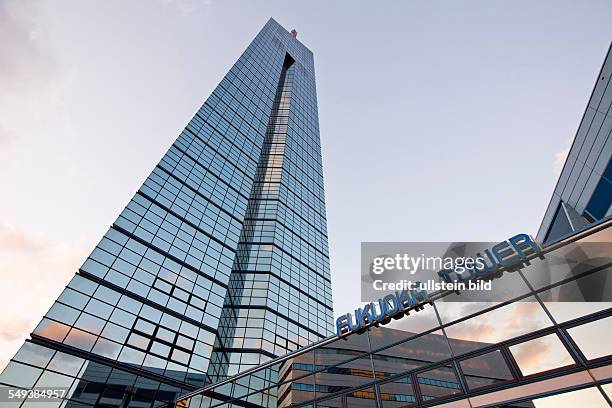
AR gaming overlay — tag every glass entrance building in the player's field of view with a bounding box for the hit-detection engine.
[0,18,334,407]
[172,219,612,408]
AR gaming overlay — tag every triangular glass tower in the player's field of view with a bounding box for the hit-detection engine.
[0,18,334,407]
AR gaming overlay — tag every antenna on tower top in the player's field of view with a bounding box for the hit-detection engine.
[290,29,298,38]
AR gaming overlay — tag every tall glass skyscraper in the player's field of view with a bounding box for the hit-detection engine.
[0,18,334,408]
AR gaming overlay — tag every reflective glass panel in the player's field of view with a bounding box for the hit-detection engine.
[567,315,612,360]
[378,376,416,408]
[314,334,369,369]
[13,343,55,369]
[314,355,375,399]
[442,299,552,355]
[316,387,377,408]
[367,306,439,351]
[372,330,450,379]
[509,333,574,376]
[528,386,609,407]
[458,350,513,390]
[525,227,612,290]
[416,365,462,402]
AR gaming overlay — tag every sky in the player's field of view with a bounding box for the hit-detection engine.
[1,0,611,374]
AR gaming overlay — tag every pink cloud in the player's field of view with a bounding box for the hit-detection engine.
[443,302,553,346]
[0,223,89,371]
[0,224,45,251]
[0,318,32,342]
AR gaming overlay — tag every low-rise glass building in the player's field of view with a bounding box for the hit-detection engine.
[171,218,612,407]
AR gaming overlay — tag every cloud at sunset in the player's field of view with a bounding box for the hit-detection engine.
[439,302,554,354]
[0,223,89,371]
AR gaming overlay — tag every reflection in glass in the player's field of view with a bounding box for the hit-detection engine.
[278,377,315,407]
[64,328,97,352]
[537,264,612,304]
[13,343,55,369]
[439,259,532,304]
[378,376,416,407]
[314,334,369,370]
[118,346,146,366]
[602,382,612,400]
[231,363,279,400]
[35,370,75,389]
[317,387,377,408]
[368,306,439,351]
[528,386,609,408]
[47,352,86,377]
[443,299,552,354]
[538,256,612,325]
[435,302,494,326]
[0,361,42,388]
[509,334,574,376]
[197,381,233,407]
[238,387,278,408]
[372,330,450,378]
[32,319,71,343]
[458,350,513,390]
[416,365,462,402]
[543,302,612,323]
[525,233,612,291]
[278,350,315,407]
[314,355,375,397]
[567,316,612,360]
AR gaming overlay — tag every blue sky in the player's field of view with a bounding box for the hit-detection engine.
[0,0,611,368]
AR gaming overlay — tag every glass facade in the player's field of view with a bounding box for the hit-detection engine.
[208,47,333,381]
[538,43,612,245]
[0,18,333,407]
[172,220,612,408]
